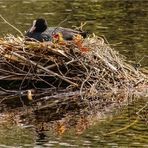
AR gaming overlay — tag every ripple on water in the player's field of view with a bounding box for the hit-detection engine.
[22,0,39,4]
[59,142,77,147]
[0,5,6,8]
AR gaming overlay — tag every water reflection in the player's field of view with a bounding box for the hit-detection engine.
[35,98,147,148]
[0,92,147,147]
[36,131,49,146]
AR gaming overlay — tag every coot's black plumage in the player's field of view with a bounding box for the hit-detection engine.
[25,18,51,42]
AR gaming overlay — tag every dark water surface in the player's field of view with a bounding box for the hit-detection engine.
[0,0,148,147]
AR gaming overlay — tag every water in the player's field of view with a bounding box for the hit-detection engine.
[0,0,148,147]
[0,97,147,147]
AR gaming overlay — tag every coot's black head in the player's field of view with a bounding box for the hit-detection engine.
[34,18,47,32]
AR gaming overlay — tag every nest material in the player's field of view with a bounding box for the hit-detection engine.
[0,34,147,91]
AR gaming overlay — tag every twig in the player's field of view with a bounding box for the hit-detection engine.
[104,118,138,136]
[0,14,24,37]
[8,50,78,87]
[52,14,71,34]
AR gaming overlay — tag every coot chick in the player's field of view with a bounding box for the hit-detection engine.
[45,27,87,40]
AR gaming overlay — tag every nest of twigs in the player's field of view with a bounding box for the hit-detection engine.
[0,34,147,116]
[0,34,147,89]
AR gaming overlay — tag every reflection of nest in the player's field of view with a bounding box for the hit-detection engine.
[0,34,147,122]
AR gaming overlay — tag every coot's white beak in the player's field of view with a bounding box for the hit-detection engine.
[29,20,36,32]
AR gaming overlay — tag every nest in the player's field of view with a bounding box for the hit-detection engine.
[0,34,147,88]
[0,34,147,116]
